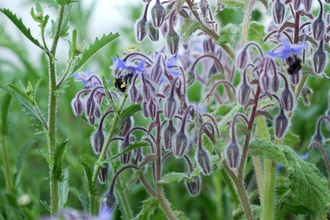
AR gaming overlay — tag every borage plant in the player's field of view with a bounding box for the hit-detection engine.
[1,0,330,219]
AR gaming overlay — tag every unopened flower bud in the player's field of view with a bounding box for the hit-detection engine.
[147,21,159,41]
[167,30,180,55]
[259,72,271,93]
[71,96,83,117]
[164,120,177,150]
[199,0,208,17]
[312,131,324,145]
[226,142,241,170]
[161,21,169,38]
[136,18,147,42]
[86,95,96,117]
[98,163,109,183]
[92,127,104,154]
[280,87,294,111]
[151,55,165,83]
[196,148,211,175]
[120,139,132,164]
[151,0,166,28]
[148,98,158,120]
[272,73,280,93]
[236,48,248,70]
[292,0,301,10]
[313,40,326,74]
[173,131,188,158]
[94,105,101,118]
[275,108,289,138]
[164,96,177,119]
[237,77,251,106]
[303,0,312,12]
[88,115,95,125]
[272,0,285,24]
[186,175,201,196]
[312,16,325,41]
[142,101,150,118]
[101,192,116,214]
[289,71,301,85]
[120,117,133,137]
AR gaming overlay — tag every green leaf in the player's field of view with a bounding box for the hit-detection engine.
[248,21,270,51]
[133,197,159,220]
[111,141,148,159]
[72,32,120,73]
[40,200,50,212]
[158,172,194,185]
[0,8,46,53]
[69,29,78,58]
[282,144,330,218]
[216,24,240,45]
[283,203,315,215]
[58,168,71,210]
[120,104,141,118]
[15,140,34,188]
[79,161,96,195]
[219,0,247,9]
[282,131,300,148]
[52,140,69,181]
[1,93,11,136]
[71,187,89,212]
[180,18,202,43]
[248,139,289,166]
[214,102,237,116]
[126,170,143,189]
[174,210,189,220]
[36,149,50,166]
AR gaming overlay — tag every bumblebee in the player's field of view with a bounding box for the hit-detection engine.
[114,73,133,93]
[286,55,302,75]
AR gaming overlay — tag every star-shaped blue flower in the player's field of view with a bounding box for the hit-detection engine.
[267,37,306,59]
[73,69,102,89]
[112,57,145,75]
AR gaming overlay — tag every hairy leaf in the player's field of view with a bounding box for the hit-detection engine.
[133,197,159,220]
[0,8,46,52]
[120,104,141,118]
[126,170,143,189]
[216,24,239,45]
[180,18,202,43]
[1,93,11,136]
[220,0,247,9]
[248,139,288,166]
[248,21,270,51]
[79,161,96,195]
[58,168,71,210]
[72,32,120,73]
[111,141,148,159]
[158,172,194,185]
[15,140,34,188]
[52,140,69,181]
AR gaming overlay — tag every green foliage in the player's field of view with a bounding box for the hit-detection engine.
[180,18,202,43]
[133,197,159,220]
[216,24,240,45]
[110,141,148,159]
[158,172,194,185]
[52,140,70,181]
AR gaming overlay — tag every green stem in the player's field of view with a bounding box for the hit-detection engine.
[241,0,256,45]
[47,4,66,216]
[251,156,263,206]
[213,171,223,219]
[1,134,12,194]
[157,186,178,220]
[116,178,133,219]
[56,57,74,88]
[90,94,128,214]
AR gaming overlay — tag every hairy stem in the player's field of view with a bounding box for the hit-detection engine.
[47,4,66,215]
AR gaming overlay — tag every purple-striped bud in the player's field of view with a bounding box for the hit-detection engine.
[186,175,201,196]
[120,117,133,137]
[71,96,84,117]
[237,76,251,106]
[94,105,101,118]
[98,163,109,183]
[161,21,169,38]
[120,139,132,164]
[289,71,301,85]
[147,21,159,41]
[167,30,180,55]
[236,48,248,70]
[151,55,165,83]
[151,0,166,28]
[129,78,141,104]
[142,101,150,118]
[312,17,325,41]
[226,142,241,170]
[88,115,95,125]
[92,127,104,154]
[275,108,288,138]
[86,94,96,117]
[163,120,177,150]
[164,96,177,119]
[148,98,158,120]
[186,69,196,87]
[272,0,285,24]
[173,131,188,158]
[303,0,312,12]
[101,192,116,214]
[199,0,208,17]
[292,0,301,10]
[312,131,324,145]
[272,73,280,93]
[196,148,211,175]
[136,18,147,42]
[259,72,271,93]
[313,40,326,74]
[280,87,294,111]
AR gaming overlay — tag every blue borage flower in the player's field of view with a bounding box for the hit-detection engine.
[111,57,146,75]
[267,36,306,59]
[73,68,102,89]
[277,152,309,169]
